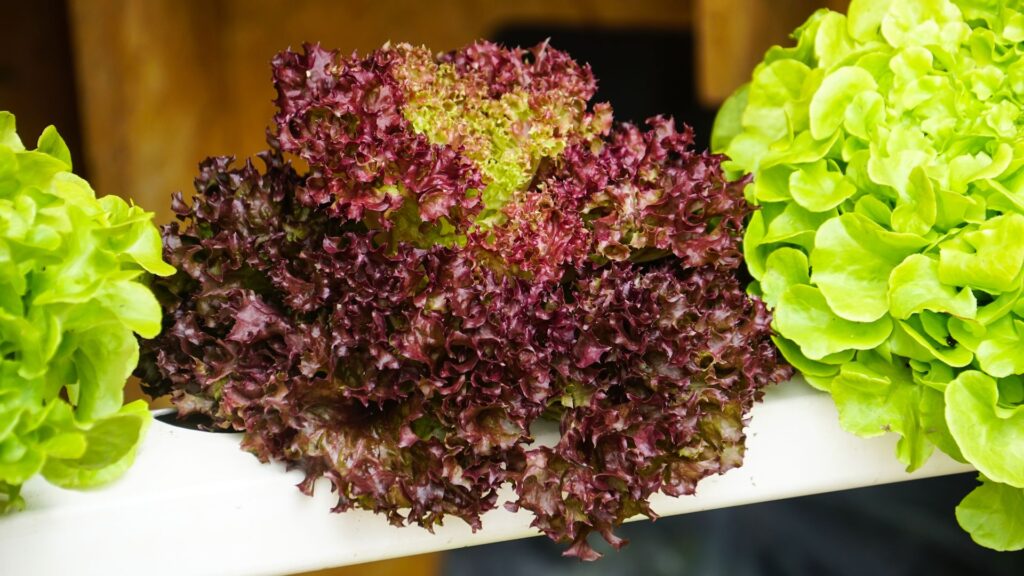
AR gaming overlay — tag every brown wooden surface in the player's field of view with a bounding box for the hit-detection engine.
[295,552,441,576]
[0,0,83,170]
[695,0,850,106]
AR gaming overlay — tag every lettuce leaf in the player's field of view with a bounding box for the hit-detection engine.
[956,476,1024,551]
[0,113,172,512]
[715,0,1024,550]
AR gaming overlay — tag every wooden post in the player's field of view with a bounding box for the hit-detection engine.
[694,0,850,107]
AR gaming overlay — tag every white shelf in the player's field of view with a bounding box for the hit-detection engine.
[0,380,972,576]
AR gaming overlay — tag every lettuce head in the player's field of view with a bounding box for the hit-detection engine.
[714,0,1024,551]
[0,112,174,512]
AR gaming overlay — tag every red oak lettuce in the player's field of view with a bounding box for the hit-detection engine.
[137,41,790,559]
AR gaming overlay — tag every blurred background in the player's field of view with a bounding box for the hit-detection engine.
[4,0,852,225]
[8,1,1022,575]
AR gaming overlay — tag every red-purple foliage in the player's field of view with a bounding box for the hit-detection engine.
[440,39,599,102]
[273,44,483,224]
[137,41,790,560]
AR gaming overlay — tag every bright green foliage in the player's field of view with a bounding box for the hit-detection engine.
[0,112,173,512]
[714,0,1024,550]
[394,45,610,227]
[957,475,1024,551]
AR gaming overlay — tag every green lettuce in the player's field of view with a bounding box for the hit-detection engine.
[714,0,1024,550]
[0,112,173,512]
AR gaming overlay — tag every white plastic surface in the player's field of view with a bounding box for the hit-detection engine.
[0,380,973,576]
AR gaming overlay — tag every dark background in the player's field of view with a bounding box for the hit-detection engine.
[493,25,717,149]
[444,473,1024,576]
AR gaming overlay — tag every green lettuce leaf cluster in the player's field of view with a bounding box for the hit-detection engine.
[714,0,1024,551]
[0,112,174,512]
